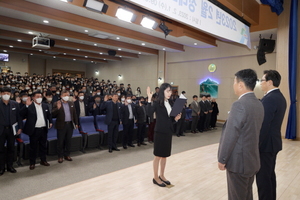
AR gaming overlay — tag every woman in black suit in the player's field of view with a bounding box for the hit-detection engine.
[146,83,181,187]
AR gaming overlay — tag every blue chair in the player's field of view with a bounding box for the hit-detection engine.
[79,116,100,151]
[70,127,83,152]
[95,115,107,146]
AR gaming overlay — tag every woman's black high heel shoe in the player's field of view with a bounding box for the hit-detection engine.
[153,178,166,187]
[159,176,171,185]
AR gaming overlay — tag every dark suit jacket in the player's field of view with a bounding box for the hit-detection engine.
[146,100,175,134]
[100,101,122,125]
[20,103,52,136]
[120,103,137,125]
[0,100,23,135]
[74,100,89,117]
[199,100,207,116]
[259,89,286,153]
[218,93,264,177]
[136,105,147,124]
[89,102,103,116]
[52,100,78,130]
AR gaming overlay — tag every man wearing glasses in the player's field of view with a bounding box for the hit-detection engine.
[256,70,287,200]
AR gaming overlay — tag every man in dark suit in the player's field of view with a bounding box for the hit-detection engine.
[204,94,213,130]
[89,95,102,117]
[74,91,89,122]
[190,95,200,133]
[256,70,287,200]
[0,87,22,175]
[218,69,264,200]
[20,91,52,170]
[120,95,136,149]
[198,94,208,132]
[52,90,78,163]
[136,97,147,146]
[100,93,122,153]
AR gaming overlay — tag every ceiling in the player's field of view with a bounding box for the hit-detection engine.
[0,0,277,63]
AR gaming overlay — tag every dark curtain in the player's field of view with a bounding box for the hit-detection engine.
[285,0,298,139]
[261,0,284,15]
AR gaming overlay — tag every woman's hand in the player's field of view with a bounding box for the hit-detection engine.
[175,113,182,121]
[146,86,153,100]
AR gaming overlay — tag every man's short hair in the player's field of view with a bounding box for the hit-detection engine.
[78,91,84,95]
[60,90,69,95]
[1,87,11,93]
[126,94,132,98]
[193,95,198,98]
[235,69,258,91]
[32,91,42,97]
[263,70,281,87]
[45,91,53,96]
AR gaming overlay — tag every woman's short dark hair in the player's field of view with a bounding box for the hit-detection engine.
[157,83,172,106]
[263,70,281,87]
[235,69,257,91]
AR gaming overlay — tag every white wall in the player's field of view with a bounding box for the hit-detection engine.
[0,52,29,75]
[86,55,158,97]
[166,40,277,121]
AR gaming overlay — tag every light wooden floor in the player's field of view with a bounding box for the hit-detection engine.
[24,139,300,200]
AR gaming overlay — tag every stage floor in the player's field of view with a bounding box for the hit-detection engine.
[24,139,300,200]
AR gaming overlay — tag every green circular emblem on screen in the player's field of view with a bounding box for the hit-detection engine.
[208,64,216,72]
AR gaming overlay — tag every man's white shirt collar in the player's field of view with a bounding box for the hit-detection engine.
[238,92,254,99]
[265,88,279,96]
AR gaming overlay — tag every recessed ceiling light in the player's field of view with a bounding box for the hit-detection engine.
[63,53,66,55]
[3,50,7,52]
[91,61,94,63]
[30,53,33,55]
[73,59,76,61]
[53,56,56,58]
[17,39,22,42]
[194,43,197,45]
[94,43,97,46]
[99,52,103,54]
[65,38,68,41]
[85,56,88,58]
[162,48,166,50]
[77,49,80,51]
[103,59,106,60]
[116,37,120,40]
[39,50,42,51]
[84,30,89,33]
[118,48,121,51]
[141,43,145,46]
[28,31,34,34]
[138,52,141,54]
[9,45,13,48]
[43,20,49,24]
[119,56,122,57]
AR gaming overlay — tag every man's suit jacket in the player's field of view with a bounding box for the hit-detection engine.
[191,101,200,116]
[259,89,286,153]
[146,100,175,134]
[100,101,122,125]
[218,93,264,177]
[74,99,89,117]
[52,100,78,130]
[120,103,137,125]
[0,100,23,135]
[20,102,52,136]
[199,100,207,116]
[205,100,212,111]
[136,105,147,124]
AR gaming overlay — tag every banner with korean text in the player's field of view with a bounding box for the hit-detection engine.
[128,0,251,49]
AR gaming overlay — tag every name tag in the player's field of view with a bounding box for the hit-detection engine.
[12,108,16,110]
[45,110,48,112]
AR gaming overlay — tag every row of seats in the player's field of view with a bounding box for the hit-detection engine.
[14,109,193,164]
